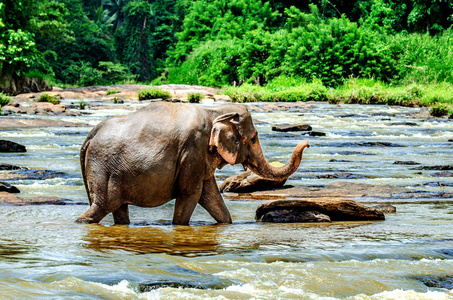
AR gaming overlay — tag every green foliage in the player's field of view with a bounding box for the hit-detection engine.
[78,100,87,109]
[38,93,60,104]
[106,89,120,95]
[138,87,171,100]
[187,92,203,103]
[430,104,449,117]
[0,92,11,107]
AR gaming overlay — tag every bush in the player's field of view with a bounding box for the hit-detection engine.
[106,89,120,95]
[138,88,171,100]
[187,92,203,103]
[0,93,11,107]
[38,93,60,105]
[430,104,449,117]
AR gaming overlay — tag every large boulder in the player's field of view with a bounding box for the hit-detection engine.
[0,140,26,152]
[256,197,385,223]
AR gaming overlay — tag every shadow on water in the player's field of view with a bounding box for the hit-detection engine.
[81,223,231,256]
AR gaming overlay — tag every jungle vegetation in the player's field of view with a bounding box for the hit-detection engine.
[1,0,453,112]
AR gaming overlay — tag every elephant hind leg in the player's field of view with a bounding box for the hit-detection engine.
[113,204,130,225]
[76,202,109,223]
[199,177,232,224]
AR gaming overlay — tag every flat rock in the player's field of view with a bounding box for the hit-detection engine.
[432,171,453,177]
[412,165,453,170]
[373,204,396,214]
[256,197,385,222]
[0,140,26,152]
[220,170,286,193]
[224,181,410,200]
[272,123,312,132]
[317,173,369,179]
[394,161,420,165]
[0,118,89,128]
[0,192,71,205]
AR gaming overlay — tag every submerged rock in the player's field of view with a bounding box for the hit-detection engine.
[414,276,453,290]
[317,173,369,180]
[0,164,25,170]
[0,140,26,152]
[0,169,67,180]
[272,123,312,132]
[412,165,453,170]
[373,204,396,214]
[394,161,420,165]
[432,171,453,177]
[0,118,89,128]
[256,197,385,222]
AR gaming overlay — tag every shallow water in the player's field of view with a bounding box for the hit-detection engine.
[1,100,452,299]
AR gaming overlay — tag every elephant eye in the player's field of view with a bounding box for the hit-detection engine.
[251,136,258,144]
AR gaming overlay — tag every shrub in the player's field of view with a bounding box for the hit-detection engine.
[38,93,60,105]
[106,89,120,95]
[0,93,11,107]
[138,88,171,100]
[78,101,87,110]
[431,104,449,117]
[187,92,203,103]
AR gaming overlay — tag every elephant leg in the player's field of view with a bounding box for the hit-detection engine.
[76,175,120,224]
[172,183,203,226]
[113,204,130,225]
[76,202,109,224]
[198,176,232,224]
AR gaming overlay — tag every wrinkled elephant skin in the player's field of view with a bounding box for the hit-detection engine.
[77,102,309,225]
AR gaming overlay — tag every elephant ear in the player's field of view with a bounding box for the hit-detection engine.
[209,113,241,165]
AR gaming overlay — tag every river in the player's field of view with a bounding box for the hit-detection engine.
[0,99,452,299]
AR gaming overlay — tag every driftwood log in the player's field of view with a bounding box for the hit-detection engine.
[256,197,386,223]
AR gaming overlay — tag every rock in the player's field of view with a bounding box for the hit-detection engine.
[256,198,385,222]
[394,161,420,165]
[329,159,352,163]
[373,204,396,214]
[0,140,26,152]
[260,210,331,223]
[410,107,432,119]
[432,171,453,177]
[0,164,25,170]
[0,192,73,205]
[0,169,66,181]
[220,170,287,193]
[317,173,369,179]
[224,181,410,200]
[272,123,312,132]
[0,118,89,128]
[449,139,453,143]
[412,165,453,170]
[213,95,231,102]
[305,131,326,137]
[0,182,20,193]
[390,122,418,126]
[414,276,453,289]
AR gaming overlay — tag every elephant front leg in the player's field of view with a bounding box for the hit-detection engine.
[198,176,232,224]
[172,183,203,225]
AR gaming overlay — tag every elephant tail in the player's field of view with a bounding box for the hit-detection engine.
[80,123,103,206]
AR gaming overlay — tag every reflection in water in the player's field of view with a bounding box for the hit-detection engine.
[82,224,229,256]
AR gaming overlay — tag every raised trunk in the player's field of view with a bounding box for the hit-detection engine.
[246,140,309,181]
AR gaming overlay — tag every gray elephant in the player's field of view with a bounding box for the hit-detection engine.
[76,102,309,225]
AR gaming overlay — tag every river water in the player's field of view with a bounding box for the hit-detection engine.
[1,99,452,299]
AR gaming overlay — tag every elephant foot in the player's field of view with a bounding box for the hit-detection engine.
[113,204,130,225]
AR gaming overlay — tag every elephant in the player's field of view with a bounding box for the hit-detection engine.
[76,102,310,225]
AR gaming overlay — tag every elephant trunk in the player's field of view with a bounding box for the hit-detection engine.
[245,140,309,180]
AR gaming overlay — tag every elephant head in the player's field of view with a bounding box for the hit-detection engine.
[209,110,309,181]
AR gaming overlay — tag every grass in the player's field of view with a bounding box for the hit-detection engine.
[187,92,203,103]
[138,88,171,101]
[38,93,60,105]
[106,89,120,95]
[221,76,453,116]
[0,92,11,107]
